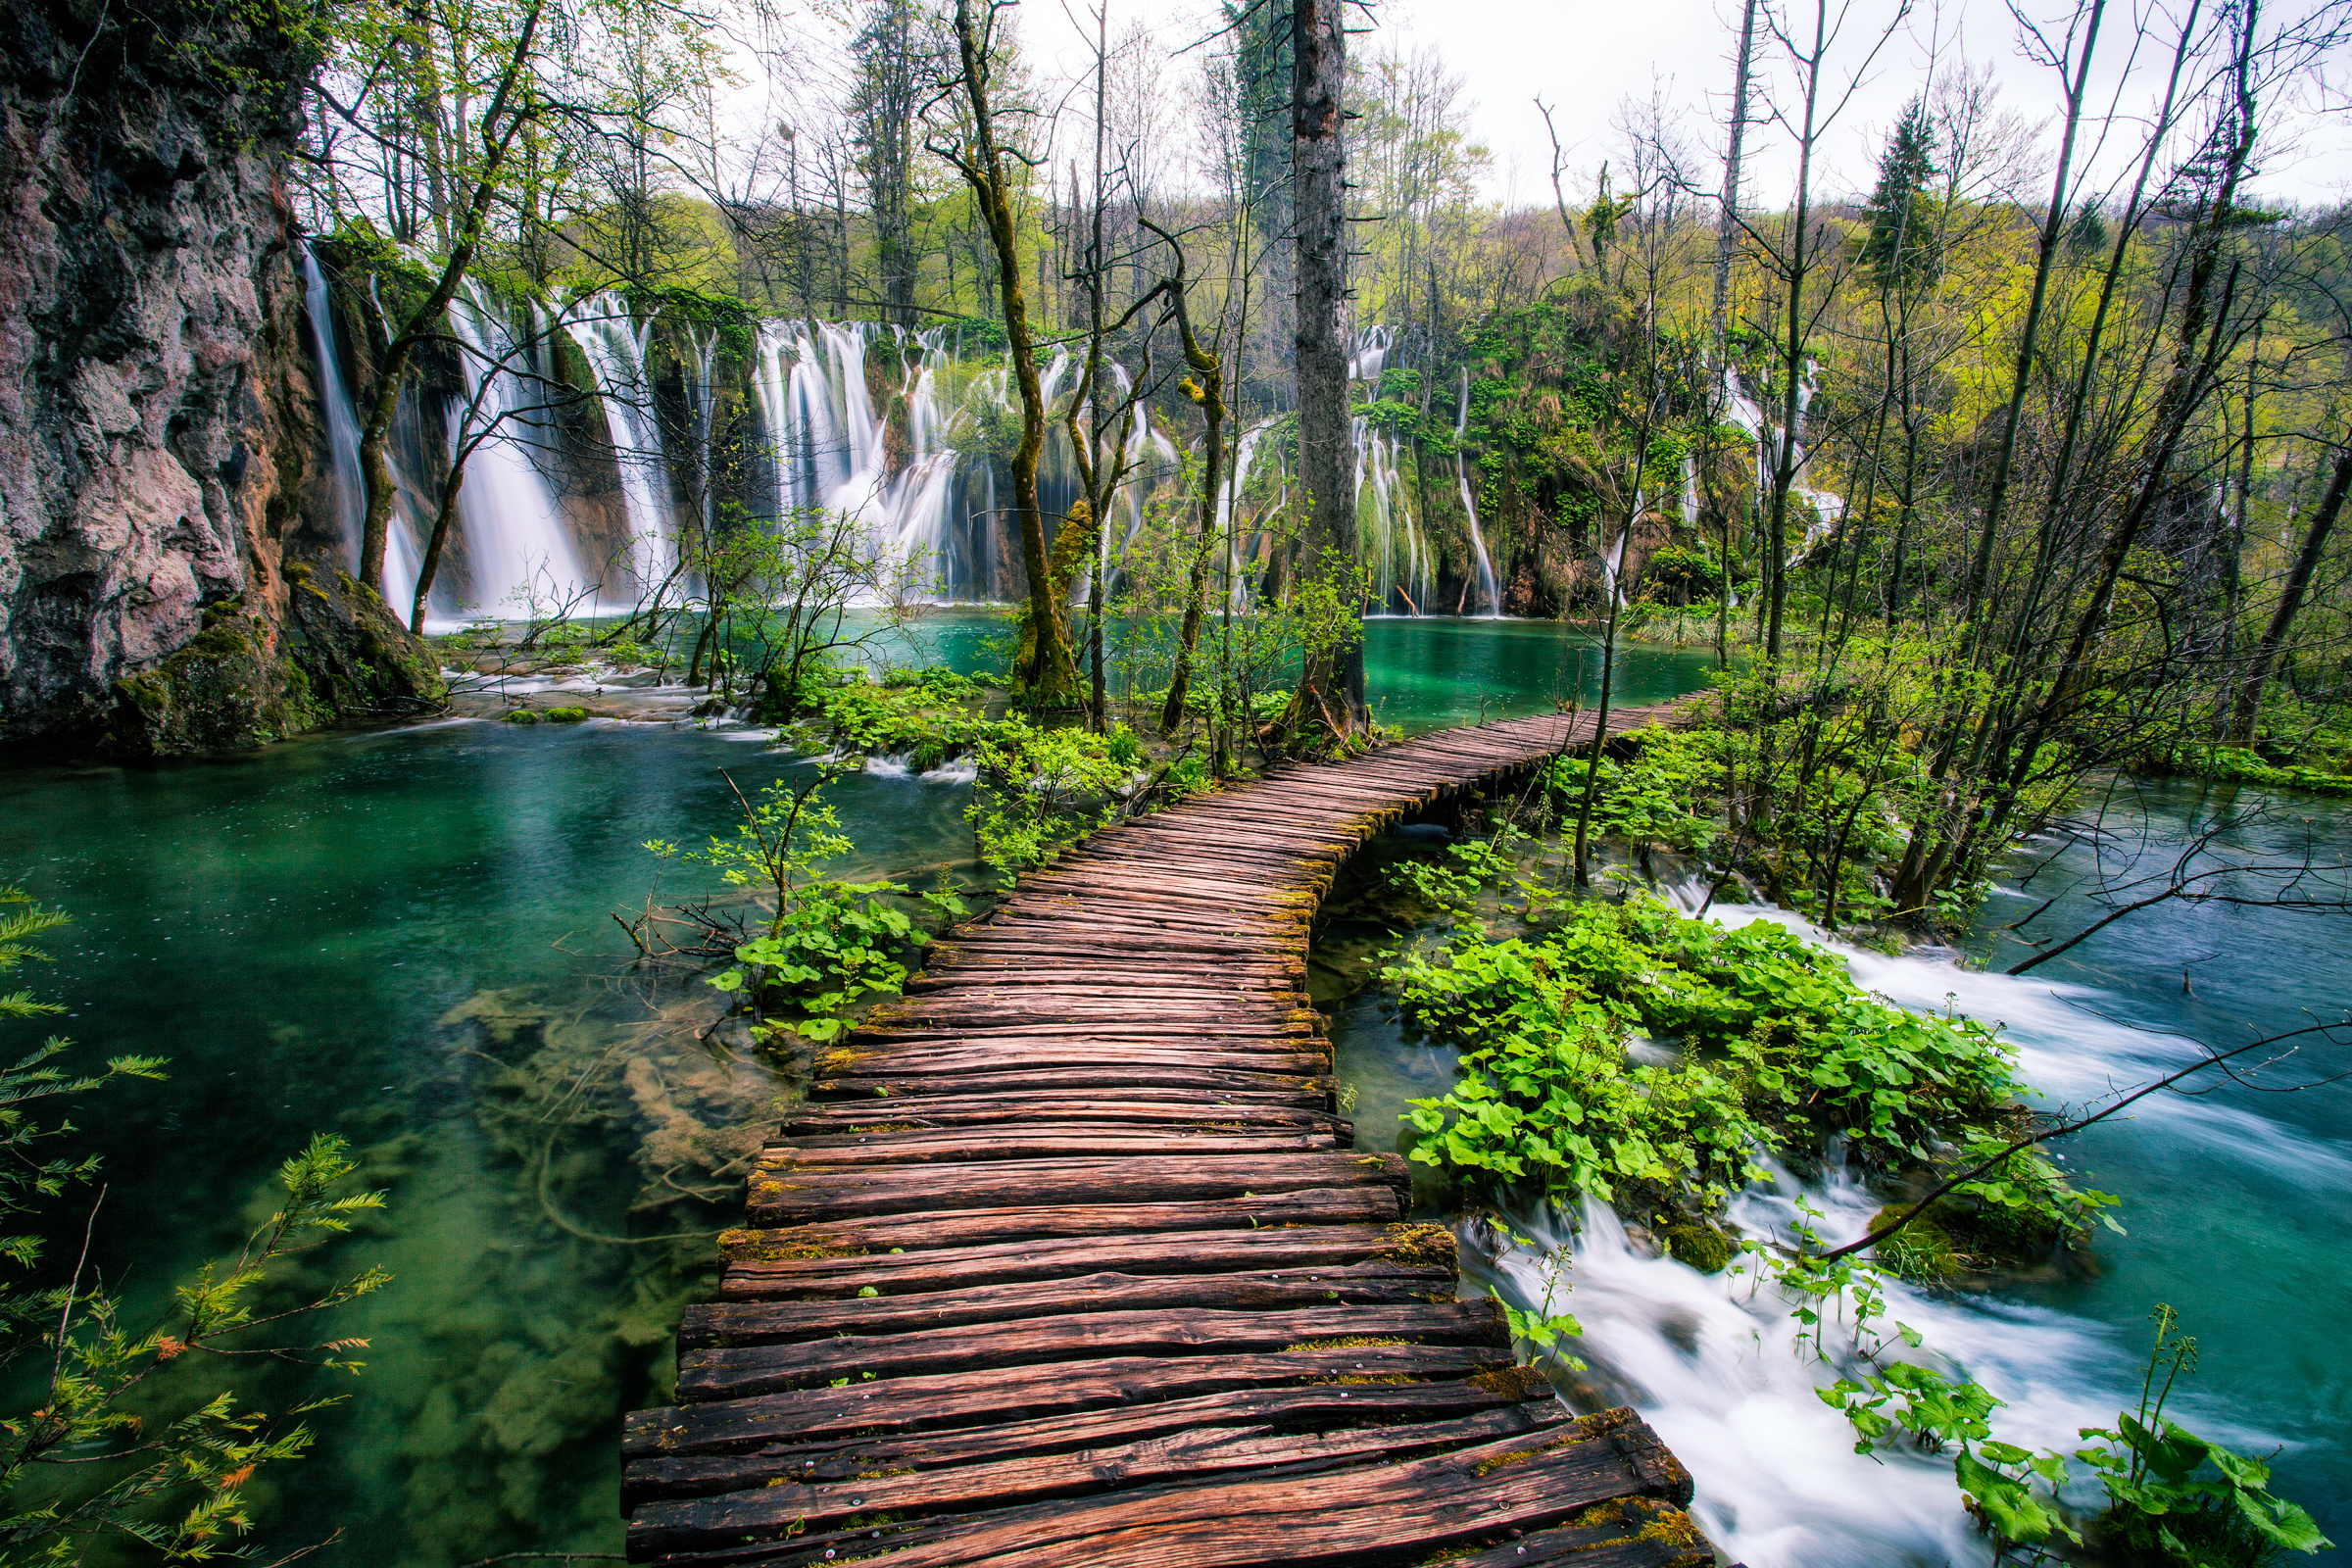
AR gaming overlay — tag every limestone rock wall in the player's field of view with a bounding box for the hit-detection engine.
[0,0,435,755]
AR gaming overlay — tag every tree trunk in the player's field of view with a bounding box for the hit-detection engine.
[949,0,1080,705]
[1289,0,1363,731]
[2230,439,2350,742]
[356,1,543,596]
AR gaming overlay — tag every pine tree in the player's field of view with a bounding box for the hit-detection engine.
[1861,99,1940,290]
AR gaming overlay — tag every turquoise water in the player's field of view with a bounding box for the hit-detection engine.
[0,616,1713,1562]
[1963,783,2352,1537]
[1315,776,2352,1560]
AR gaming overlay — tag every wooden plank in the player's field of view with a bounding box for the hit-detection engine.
[626,1402,1577,1555]
[747,1152,1408,1225]
[812,1065,1337,1100]
[719,1188,1402,1260]
[631,1408,1693,1568]
[681,1261,1459,1346]
[778,1097,1347,1137]
[623,1382,1535,1505]
[717,1222,1453,1298]
[624,1345,1520,1459]
[763,1126,1343,1167]
[676,1300,1510,1399]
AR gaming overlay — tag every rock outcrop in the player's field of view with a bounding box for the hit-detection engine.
[0,0,438,756]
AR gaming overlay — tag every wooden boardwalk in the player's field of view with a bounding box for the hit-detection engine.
[623,706,1715,1567]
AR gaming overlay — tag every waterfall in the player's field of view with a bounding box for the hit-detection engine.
[303,300,1526,625]
[302,245,425,607]
[1352,420,1436,616]
[1348,324,1395,383]
[561,292,677,596]
[1725,364,1844,566]
[1455,369,1500,617]
[445,282,593,616]
[301,248,366,572]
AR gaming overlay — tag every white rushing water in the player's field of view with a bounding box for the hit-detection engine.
[446,282,594,617]
[1456,368,1501,617]
[1465,895,2312,1567]
[304,246,423,605]
[562,292,678,597]
[298,286,1506,621]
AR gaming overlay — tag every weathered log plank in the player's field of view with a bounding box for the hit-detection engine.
[763,1126,1342,1167]
[630,1407,1692,1568]
[747,1152,1408,1225]
[681,1262,1459,1347]
[719,1188,1402,1261]
[623,1382,1537,1505]
[717,1222,1452,1298]
[623,1345,1520,1459]
[676,1300,1510,1399]
[626,1401,1577,1554]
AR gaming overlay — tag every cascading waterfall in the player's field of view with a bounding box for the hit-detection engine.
[303,246,424,606]
[562,292,678,596]
[1352,416,1437,615]
[445,282,592,615]
[294,290,1523,622]
[1455,368,1500,616]
[1723,365,1845,566]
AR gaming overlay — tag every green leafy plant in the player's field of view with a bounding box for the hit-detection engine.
[2077,1307,2330,1567]
[964,715,1141,878]
[648,772,963,1043]
[0,886,390,1563]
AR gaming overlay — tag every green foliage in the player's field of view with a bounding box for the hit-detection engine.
[964,716,1142,878]
[649,772,962,1043]
[1391,892,2104,1250]
[1820,1306,2328,1566]
[813,669,985,770]
[2078,1307,2331,1567]
[1861,98,1943,290]
[2169,745,2352,797]
[0,887,387,1564]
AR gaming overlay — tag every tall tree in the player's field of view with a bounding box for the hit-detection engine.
[1288,0,1363,734]
[851,0,922,325]
[1859,98,1940,290]
[935,0,1082,704]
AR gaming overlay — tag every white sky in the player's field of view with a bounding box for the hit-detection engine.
[989,0,2352,212]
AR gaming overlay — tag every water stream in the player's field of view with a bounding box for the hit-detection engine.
[1326,784,2352,1563]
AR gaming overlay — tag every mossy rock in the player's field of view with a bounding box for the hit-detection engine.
[505,709,542,725]
[1658,1220,1736,1274]
[1869,1204,1962,1281]
[544,706,589,722]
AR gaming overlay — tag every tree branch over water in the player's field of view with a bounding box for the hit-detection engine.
[1806,1015,2352,1265]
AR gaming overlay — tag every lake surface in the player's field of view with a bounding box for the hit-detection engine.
[0,617,1715,1562]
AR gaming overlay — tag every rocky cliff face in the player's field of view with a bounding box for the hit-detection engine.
[0,0,437,756]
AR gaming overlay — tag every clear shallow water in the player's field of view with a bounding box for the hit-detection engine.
[2,720,974,1562]
[0,615,1712,1562]
[848,609,1726,734]
[1328,782,2352,1564]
